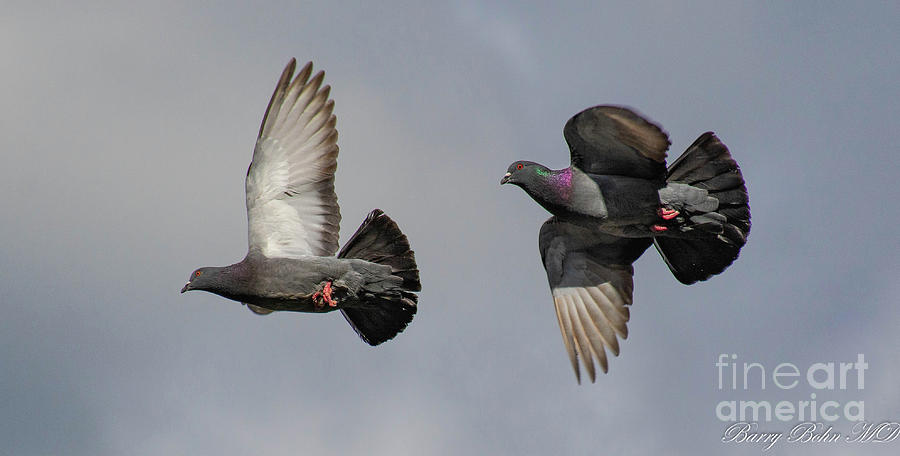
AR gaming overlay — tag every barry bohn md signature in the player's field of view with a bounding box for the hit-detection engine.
[722,421,900,451]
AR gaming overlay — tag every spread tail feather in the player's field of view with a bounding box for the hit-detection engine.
[655,132,751,284]
[337,209,420,345]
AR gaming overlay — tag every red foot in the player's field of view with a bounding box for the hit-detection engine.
[312,281,337,309]
[323,282,335,307]
[651,225,668,233]
[659,207,680,220]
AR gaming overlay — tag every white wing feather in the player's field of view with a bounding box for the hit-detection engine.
[246,59,341,258]
[552,284,630,383]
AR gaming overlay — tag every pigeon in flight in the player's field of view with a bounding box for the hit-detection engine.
[501,105,750,382]
[182,59,421,346]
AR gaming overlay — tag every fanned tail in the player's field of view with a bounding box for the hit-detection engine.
[654,132,751,284]
[337,209,420,345]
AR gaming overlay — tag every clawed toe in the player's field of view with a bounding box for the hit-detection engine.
[659,207,680,220]
[323,281,336,307]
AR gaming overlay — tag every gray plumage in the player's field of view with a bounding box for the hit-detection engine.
[182,59,421,346]
[502,105,750,382]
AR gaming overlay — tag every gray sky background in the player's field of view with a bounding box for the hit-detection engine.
[2,1,899,455]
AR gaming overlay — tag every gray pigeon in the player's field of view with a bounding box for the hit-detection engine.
[182,59,421,346]
[501,105,750,382]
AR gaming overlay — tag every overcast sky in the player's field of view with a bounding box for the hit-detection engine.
[2,1,899,455]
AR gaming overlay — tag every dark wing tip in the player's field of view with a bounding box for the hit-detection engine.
[257,59,298,139]
[563,105,670,178]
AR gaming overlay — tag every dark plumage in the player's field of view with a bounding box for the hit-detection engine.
[502,105,750,382]
[182,59,421,346]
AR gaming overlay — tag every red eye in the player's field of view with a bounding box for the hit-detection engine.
[195,271,202,277]
[516,163,524,170]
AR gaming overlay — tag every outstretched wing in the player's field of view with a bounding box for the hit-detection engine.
[539,217,652,383]
[245,59,341,258]
[563,105,670,180]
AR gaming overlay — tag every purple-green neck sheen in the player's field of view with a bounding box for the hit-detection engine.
[546,167,573,200]
[524,166,574,212]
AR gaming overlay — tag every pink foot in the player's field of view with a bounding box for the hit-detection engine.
[651,224,668,233]
[312,281,338,309]
[659,207,680,220]
[323,282,336,307]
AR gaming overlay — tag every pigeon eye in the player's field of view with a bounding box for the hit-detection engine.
[516,163,524,170]
[195,271,202,277]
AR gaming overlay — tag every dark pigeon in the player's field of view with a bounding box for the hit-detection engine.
[501,105,750,382]
[182,59,421,346]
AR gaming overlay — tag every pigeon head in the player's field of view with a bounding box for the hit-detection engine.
[500,161,549,187]
[181,267,225,293]
[502,161,575,215]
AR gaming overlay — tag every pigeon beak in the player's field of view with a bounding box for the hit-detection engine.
[181,283,190,293]
[500,172,511,185]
